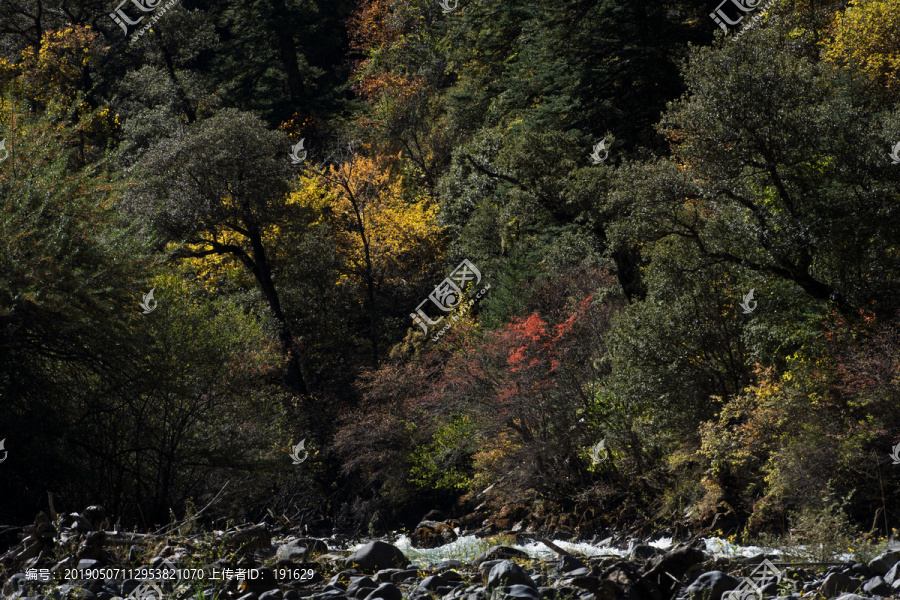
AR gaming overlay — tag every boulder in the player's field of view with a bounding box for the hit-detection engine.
[474,546,530,567]
[557,556,589,575]
[501,585,541,600]
[346,577,378,598]
[643,542,706,600]
[682,571,741,600]
[883,562,900,585]
[819,572,860,598]
[363,583,402,600]
[411,522,458,549]
[344,541,409,574]
[868,551,900,576]
[487,561,536,590]
[417,575,448,593]
[630,545,660,561]
[862,576,891,596]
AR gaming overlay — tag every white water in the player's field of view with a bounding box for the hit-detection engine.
[344,534,782,567]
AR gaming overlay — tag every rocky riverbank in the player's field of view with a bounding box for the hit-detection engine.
[2,509,899,600]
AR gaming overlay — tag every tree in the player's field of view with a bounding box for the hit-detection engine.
[128,109,310,396]
[303,154,446,367]
[611,23,900,313]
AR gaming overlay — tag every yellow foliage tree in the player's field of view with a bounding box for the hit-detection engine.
[292,154,446,366]
[823,0,900,97]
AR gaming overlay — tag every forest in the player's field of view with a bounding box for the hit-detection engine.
[1,0,899,546]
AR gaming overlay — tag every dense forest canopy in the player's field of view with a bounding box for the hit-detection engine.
[0,0,898,542]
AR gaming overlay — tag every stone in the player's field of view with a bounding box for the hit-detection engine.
[344,542,409,574]
[643,542,706,600]
[284,591,301,600]
[883,562,900,585]
[81,506,107,531]
[277,541,309,563]
[389,569,421,583]
[557,556,589,574]
[418,575,448,592]
[832,595,867,600]
[373,569,403,583]
[862,576,890,596]
[868,551,900,576]
[363,583,402,600]
[819,572,860,597]
[346,577,378,598]
[682,571,741,600]
[500,585,540,600]
[474,546,530,567]
[76,559,101,571]
[412,522,458,549]
[259,591,283,600]
[487,561,536,590]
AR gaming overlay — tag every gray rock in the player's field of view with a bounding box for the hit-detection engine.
[474,547,530,567]
[284,591,301,600]
[500,585,540,600]
[820,572,860,597]
[237,594,258,600]
[557,556,589,574]
[862,576,890,596]
[277,541,309,563]
[884,562,900,585]
[868,551,900,576]
[683,570,741,600]
[259,592,283,600]
[537,588,556,600]
[833,595,867,600]
[363,583,402,600]
[373,569,403,583]
[346,577,378,598]
[629,544,660,561]
[389,569,420,583]
[76,559,101,571]
[487,561,536,590]
[418,575,448,592]
[344,542,408,574]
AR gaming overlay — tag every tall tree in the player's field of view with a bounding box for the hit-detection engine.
[128,109,311,396]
